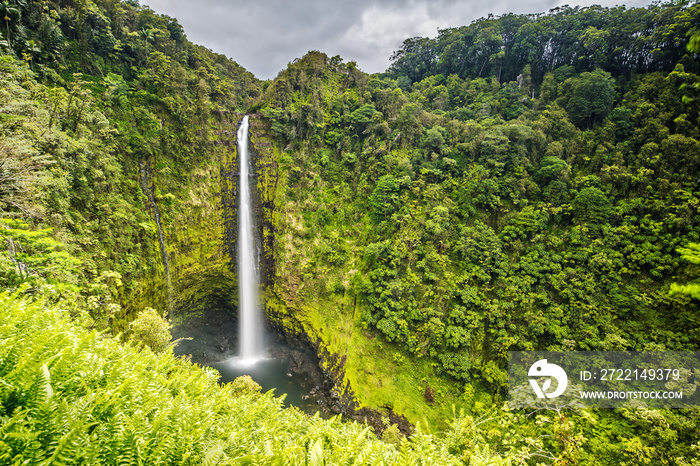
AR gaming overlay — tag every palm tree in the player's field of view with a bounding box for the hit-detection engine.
[0,0,22,55]
[0,30,8,52]
[140,26,154,52]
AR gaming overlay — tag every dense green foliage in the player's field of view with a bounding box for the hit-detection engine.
[261,52,700,388]
[388,2,700,85]
[2,0,700,464]
[0,290,488,465]
[0,0,260,326]
[257,2,700,463]
[671,242,700,299]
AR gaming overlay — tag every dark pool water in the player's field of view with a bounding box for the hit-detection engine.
[172,307,326,415]
[209,357,322,414]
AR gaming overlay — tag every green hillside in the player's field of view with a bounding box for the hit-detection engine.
[1,0,699,464]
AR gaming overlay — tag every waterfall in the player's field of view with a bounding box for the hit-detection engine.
[237,115,264,361]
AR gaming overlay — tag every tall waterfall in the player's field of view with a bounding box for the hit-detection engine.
[237,115,264,361]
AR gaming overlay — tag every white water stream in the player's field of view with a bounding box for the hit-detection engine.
[237,115,265,362]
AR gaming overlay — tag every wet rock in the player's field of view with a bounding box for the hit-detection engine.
[214,337,230,353]
[171,306,239,364]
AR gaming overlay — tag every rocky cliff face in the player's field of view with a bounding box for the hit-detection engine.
[127,112,243,323]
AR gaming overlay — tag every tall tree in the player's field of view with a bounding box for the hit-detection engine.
[0,0,22,54]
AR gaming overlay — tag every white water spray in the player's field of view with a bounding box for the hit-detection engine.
[237,115,264,362]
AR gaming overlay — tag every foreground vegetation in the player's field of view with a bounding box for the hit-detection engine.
[0,0,699,464]
[0,290,484,465]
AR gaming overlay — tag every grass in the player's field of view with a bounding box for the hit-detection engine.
[282,292,476,434]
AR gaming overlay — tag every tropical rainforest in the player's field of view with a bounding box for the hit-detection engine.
[1,0,699,464]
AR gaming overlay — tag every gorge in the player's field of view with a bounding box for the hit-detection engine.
[1,0,699,463]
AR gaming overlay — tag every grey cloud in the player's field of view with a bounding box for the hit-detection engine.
[144,0,656,79]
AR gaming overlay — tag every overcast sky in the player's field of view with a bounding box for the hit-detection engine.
[143,0,655,80]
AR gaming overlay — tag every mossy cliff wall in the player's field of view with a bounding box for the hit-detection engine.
[124,112,244,322]
[248,115,473,433]
[248,116,420,433]
[248,116,361,419]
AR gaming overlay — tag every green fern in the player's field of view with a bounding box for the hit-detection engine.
[0,291,512,465]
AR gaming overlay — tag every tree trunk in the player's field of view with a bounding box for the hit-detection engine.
[5,19,11,54]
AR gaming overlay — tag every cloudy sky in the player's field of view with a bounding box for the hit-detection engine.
[143,0,654,80]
